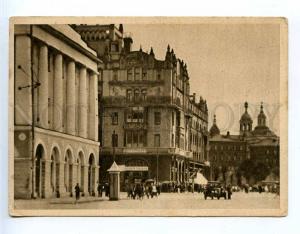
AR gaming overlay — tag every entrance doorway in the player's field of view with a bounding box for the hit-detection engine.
[35,144,45,198]
[88,154,96,196]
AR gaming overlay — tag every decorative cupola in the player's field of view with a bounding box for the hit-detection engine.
[239,101,253,135]
[209,115,220,137]
[257,102,267,126]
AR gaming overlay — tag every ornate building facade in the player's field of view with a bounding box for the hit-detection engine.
[73,24,209,189]
[208,102,279,186]
[14,25,101,199]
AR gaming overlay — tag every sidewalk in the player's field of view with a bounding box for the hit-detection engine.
[49,195,109,204]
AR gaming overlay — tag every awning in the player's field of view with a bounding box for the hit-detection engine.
[189,172,208,185]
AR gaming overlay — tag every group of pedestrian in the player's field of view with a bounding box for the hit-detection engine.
[126,183,160,200]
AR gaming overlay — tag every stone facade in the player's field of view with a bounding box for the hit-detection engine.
[208,102,279,186]
[74,24,209,189]
[14,25,101,199]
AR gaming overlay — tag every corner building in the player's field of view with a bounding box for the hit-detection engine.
[14,25,101,199]
[74,24,209,189]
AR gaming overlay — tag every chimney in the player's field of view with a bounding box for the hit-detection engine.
[123,36,133,54]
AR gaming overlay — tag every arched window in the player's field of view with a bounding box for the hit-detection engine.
[134,89,140,102]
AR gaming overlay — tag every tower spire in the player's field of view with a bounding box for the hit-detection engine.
[244,101,248,112]
[260,102,264,113]
[213,114,217,124]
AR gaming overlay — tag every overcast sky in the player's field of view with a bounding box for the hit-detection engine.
[124,23,280,135]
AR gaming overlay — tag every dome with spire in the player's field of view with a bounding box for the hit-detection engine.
[240,101,253,135]
[240,102,253,122]
[209,115,220,137]
[252,102,275,136]
[257,102,266,124]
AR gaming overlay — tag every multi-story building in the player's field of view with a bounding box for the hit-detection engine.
[14,25,101,199]
[73,24,209,189]
[208,102,279,186]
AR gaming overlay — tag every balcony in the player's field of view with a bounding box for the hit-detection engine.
[123,122,148,130]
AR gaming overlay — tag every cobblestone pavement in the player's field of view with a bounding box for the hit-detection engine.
[14,192,280,210]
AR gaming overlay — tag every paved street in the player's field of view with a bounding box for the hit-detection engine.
[14,192,279,210]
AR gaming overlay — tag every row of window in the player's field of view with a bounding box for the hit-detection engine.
[211,155,244,161]
[112,68,162,82]
[110,111,161,125]
[111,132,161,147]
[126,89,147,102]
[213,145,244,151]
[191,133,203,146]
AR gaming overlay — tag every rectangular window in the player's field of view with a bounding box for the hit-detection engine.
[157,70,161,80]
[127,68,133,81]
[126,89,132,101]
[126,131,132,147]
[154,134,160,147]
[112,70,118,81]
[134,67,140,80]
[111,43,119,52]
[141,89,147,101]
[154,112,161,125]
[112,133,118,147]
[111,112,118,125]
[142,69,147,80]
[134,89,140,102]
[133,131,138,147]
[138,131,145,147]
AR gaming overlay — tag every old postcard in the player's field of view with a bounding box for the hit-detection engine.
[9,17,288,216]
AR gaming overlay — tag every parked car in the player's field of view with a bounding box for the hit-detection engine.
[203,181,227,200]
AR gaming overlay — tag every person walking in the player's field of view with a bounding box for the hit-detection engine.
[226,185,232,200]
[97,183,102,197]
[75,183,81,204]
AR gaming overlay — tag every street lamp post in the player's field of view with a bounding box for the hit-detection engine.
[112,130,117,162]
[156,147,159,183]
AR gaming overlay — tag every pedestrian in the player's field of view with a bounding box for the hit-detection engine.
[97,183,102,197]
[74,183,80,204]
[226,185,232,200]
[157,183,161,195]
[105,183,110,197]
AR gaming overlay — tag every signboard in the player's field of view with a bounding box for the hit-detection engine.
[125,166,149,171]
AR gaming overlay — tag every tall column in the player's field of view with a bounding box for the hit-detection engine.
[83,165,89,195]
[58,161,65,196]
[53,53,63,132]
[38,44,49,128]
[88,72,98,141]
[44,160,52,198]
[66,60,76,135]
[79,66,87,138]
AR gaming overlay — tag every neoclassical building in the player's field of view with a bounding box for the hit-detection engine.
[73,24,209,189]
[14,25,101,199]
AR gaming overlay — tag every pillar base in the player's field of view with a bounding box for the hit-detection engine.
[109,197,119,201]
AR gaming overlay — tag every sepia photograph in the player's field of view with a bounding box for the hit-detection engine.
[9,17,288,216]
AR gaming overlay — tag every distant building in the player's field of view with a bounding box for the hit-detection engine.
[14,25,101,199]
[208,102,279,185]
[74,24,209,189]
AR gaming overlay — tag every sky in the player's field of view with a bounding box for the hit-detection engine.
[124,23,280,135]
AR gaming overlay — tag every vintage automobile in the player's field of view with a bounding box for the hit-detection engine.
[203,181,227,200]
